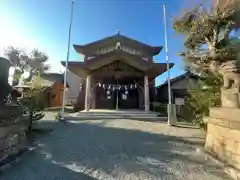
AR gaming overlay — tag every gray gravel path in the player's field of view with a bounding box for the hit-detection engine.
[0,118,231,180]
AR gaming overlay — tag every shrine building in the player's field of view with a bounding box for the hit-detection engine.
[62,32,173,111]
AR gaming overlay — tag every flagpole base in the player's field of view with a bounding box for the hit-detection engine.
[167,104,177,126]
[59,110,66,122]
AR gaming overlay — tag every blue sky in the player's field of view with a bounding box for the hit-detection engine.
[0,0,203,85]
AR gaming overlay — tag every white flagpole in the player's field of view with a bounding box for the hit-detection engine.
[163,4,172,126]
[61,0,75,120]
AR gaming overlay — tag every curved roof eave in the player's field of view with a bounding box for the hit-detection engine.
[73,34,163,56]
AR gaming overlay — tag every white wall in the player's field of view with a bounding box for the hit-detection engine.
[66,71,82,104]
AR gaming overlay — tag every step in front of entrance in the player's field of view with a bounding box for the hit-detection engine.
[65,109,167,121]
[66,115,167,121]
[77,110,159,115]
[71,111,166,121]
[75,113,159,116]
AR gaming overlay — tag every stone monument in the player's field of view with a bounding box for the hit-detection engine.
[0,57,28,170]
[205,59,240,180]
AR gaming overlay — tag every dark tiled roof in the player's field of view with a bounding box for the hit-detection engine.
[157,71,200,89]
[73,33,162,56]
[40,73,70,88]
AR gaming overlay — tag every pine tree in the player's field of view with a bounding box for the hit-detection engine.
[4,47,50,85]
[173,0,240,73]
[173,0,240,127]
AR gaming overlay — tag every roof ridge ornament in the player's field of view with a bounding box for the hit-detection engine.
[116,42,121,50]
[116,29,120,35]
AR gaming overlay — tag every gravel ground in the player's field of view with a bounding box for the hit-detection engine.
[0,117,231,180]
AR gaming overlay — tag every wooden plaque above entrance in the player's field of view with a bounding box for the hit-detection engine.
[91,61,143,77]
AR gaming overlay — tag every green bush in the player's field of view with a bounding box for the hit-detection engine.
[32,111,45,121]
[19,87,46,133]
[186,74,222,128]
[151,103,168,116]
[20,89,45,111]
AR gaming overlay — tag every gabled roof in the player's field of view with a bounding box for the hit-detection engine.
[157,71,200,89]
[73,33,162,56]
[15,73,69,88]
[40,73,69,87]
[84,49,150,71]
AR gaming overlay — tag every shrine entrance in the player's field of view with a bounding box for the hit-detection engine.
[116,78,139,109]
[117,85,139,109]
[91,60,143,110]
[95,76,140,110]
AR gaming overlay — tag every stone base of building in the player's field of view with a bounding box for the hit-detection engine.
[205,107,240,180]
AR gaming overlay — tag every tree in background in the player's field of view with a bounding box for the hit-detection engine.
[4,47,28,85]
[173,0,240,127]
[4,46,50,85]
[25,49,50,82]
[173,0,240,73]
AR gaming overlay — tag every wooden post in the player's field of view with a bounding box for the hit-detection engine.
[85,75,91,111]
[144,75,149,112]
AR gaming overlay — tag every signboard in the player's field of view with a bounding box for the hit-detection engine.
[175,98,185,105]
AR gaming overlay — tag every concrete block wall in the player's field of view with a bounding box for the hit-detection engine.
[205,108,240,179]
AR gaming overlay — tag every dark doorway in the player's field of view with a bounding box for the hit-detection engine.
[115,77,139,109]
[96,86,115,109]
[118,88,138,109]
[95,76,140,109]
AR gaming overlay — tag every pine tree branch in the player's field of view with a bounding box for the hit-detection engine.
[221,21,233,41]
[212,29,218,46]
[204,37,211,46]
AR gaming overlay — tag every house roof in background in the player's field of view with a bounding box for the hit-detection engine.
[15,73,69,88]
[40,73,69,88]
[157,71,200,89]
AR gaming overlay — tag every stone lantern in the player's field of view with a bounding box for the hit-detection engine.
[0,57,11,106]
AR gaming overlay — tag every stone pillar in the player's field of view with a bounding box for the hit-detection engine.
[144,75,149,112]
[85,75,91,111]
[221,88,240,108]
